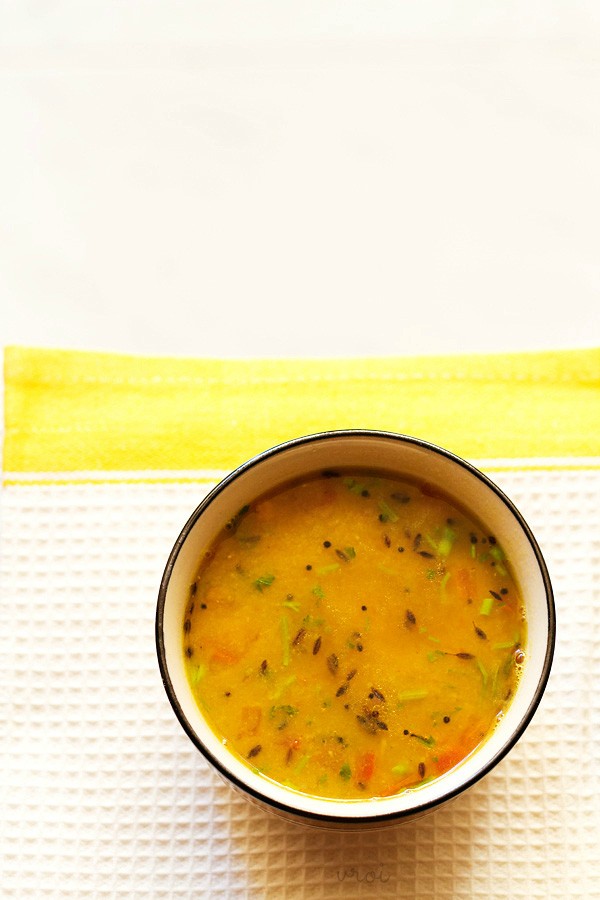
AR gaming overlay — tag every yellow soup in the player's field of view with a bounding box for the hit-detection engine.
[183,470,525,800]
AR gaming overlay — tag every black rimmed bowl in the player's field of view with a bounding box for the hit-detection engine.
[156,430,555,829]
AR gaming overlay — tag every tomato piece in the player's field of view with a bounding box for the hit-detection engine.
[356,752,375,784]
[379,773,419,796]
[210,645,241,666]
[434,748,466,776]
[456,567,475,601]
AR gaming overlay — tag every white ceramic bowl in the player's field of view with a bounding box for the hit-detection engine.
[156,430,555,829]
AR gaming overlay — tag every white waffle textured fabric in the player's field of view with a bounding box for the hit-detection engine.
[1,466,598,898]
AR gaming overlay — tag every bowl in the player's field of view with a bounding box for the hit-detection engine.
[156,430,555,829]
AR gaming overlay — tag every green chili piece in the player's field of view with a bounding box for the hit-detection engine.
[270,674,296,700]
[378,500,399,523]
[438,525,456,557]
[397,689,429,702]
[477,658,488,687]
[190,663,207,685]
[295,754,310,775]
[343,478,366,495]
[480,596,494,616]
[316,563,341,576]
[440,571,451,600]
[282,599,301,611]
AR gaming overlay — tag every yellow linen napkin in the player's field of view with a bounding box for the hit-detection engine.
[3,346,599,478]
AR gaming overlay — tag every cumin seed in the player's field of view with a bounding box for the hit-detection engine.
[247,745,262,759]
[356,714,378,734]
[293,627,306,646]
[313,636,322,655]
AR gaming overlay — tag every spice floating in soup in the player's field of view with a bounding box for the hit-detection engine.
[183,470,526,800]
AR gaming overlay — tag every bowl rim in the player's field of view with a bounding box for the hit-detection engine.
[155,428,556,825]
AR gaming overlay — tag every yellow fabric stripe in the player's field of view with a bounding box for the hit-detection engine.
[3,346,599,473]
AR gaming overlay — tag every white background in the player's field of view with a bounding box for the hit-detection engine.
[1,2,599,358]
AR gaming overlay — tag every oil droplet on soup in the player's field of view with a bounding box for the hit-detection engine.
[183,470,526,800]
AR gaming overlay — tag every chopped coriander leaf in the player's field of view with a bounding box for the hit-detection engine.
[225,504,250,532]
[254,574,275,591]
[270,704,299,730]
